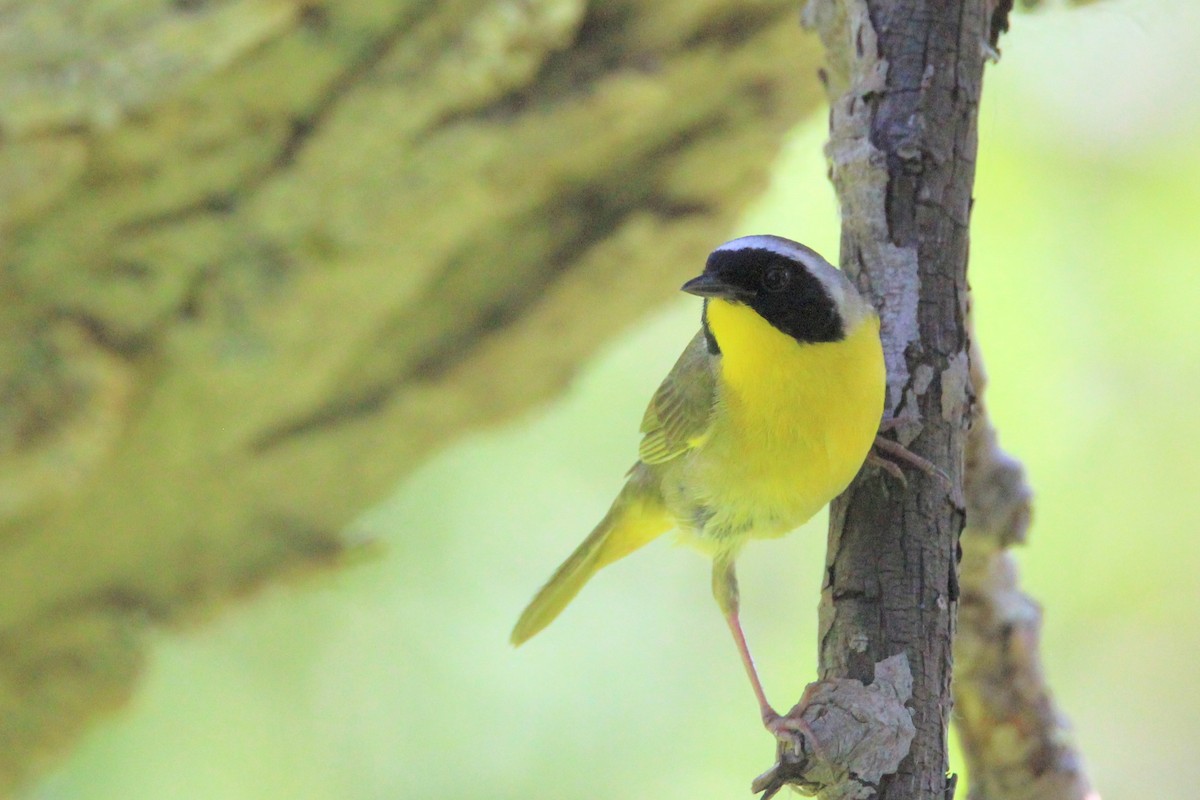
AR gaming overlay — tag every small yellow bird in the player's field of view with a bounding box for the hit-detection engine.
[512,235,903,734]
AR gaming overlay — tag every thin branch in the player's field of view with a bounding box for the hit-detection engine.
[760,1,988,797]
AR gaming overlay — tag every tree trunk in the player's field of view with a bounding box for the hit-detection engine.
[0,2,827,793]
[809,1,989,797]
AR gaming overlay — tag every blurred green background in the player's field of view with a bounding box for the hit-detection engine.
[23,2,1200,799]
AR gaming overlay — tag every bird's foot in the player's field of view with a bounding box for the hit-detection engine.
[762,707,817,757]
[867,448,908,486]
[870,434,951,487]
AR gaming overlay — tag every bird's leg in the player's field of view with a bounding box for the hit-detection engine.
[713,558,773,721]
[712,558,814,750]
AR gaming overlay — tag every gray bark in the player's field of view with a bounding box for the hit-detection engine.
[757,2,1103,797]
[807,1,988,797]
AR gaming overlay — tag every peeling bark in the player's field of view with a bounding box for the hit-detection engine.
[0,1,827,793]
[754,655,917,800]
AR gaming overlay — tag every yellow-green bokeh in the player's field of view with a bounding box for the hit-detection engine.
[24,2,1200,799]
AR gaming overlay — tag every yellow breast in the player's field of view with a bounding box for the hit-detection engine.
[697,298,885,539]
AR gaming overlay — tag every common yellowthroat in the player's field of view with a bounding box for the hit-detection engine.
[512,235,910,734]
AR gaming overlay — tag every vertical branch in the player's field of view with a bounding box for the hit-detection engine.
[955,324,1100,800]
[758,5,1101,799]
[807,1,987,798]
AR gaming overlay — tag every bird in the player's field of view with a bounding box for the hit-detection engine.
[511,234,917,737]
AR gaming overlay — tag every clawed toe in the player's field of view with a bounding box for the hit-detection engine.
[871,433,951,486]
[763,709,815,756]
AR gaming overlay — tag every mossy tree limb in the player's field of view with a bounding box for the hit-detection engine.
[0,1,827,793]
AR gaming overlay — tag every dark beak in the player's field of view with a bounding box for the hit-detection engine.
[680,273,755,301]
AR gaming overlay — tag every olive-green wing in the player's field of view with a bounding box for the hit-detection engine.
[638,330,717,465]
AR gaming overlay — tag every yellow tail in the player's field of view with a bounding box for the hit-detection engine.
[511,468,671,645]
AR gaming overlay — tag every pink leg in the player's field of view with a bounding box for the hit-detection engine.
[713,558,815,748]
[723,605,778,724]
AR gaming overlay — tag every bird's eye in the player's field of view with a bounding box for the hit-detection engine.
[762,264,791,292]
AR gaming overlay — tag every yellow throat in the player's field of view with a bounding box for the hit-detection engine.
[702,298,886,530]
